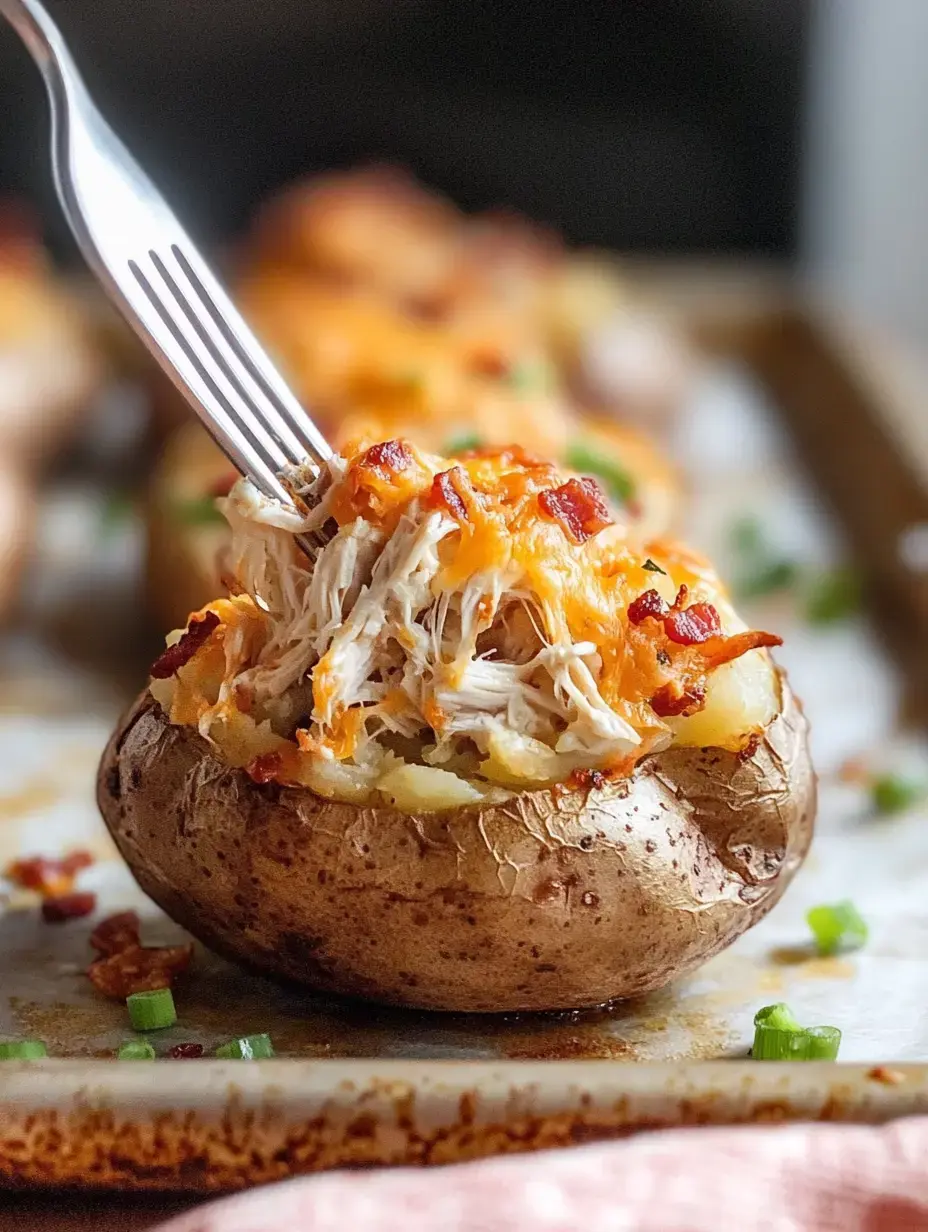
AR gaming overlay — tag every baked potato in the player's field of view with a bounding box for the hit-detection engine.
[102,441,814,1013]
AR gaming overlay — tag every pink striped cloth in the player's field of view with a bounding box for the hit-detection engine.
[153,1118,928,1232]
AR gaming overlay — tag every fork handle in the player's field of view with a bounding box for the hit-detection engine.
[0,0,79,91]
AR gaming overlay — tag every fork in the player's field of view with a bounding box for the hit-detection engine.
[0,0,332,513]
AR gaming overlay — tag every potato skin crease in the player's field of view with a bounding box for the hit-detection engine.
[97,676,815,1013]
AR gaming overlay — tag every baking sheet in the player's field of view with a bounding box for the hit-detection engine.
[0,358,926,1187]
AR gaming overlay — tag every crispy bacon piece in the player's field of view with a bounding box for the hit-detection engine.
[41,892,97,924]
[6,850,94,898]
[90,910,141,956]
[246,752,283,784]
[357,439,414,478]
[150,610,220,679]
[698,629,783,669]
[538,477,613,544]
[88,943,193,1001]
[568,768,607,791]
[169,1042,204,1059]
[650,683,706,718]
[627,588,669,625]
[427,467,470,521]
[664,601,722,646]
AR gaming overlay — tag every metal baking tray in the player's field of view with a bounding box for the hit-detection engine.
[2,286,927,1191]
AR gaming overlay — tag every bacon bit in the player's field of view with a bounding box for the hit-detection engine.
[207,470,239,499]
[150,611,220,679]
[246,752,283,784]
[538,477,613,544]
[867,1065,906,1086]
[86,909,193,1000]
[470,350,511,380]
[699,629,783,670]
[42,892,97,924]
[569,768,607,791]
[169,1042,204,1059]
[738,733,762,763]
[6,850,94,898]
[665,602,722,646]
[358,439,414,478]
[427,467,470,521]
[837,754,870,785]
[88,943,193,1001]
[650,683,706,718]
[627,588,669,625]
[90,910,141,956]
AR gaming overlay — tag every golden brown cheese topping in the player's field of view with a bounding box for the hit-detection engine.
[150,443,781,802]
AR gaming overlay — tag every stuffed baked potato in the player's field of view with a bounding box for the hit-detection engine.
[103,441,814,1013]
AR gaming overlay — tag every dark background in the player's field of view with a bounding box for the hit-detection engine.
[0,0,807,259]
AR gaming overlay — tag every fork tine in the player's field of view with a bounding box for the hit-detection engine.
[145,248,308,468]
[169,245,331,468]
[129,258,290,501]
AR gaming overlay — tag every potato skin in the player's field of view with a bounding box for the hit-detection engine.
[98,676,815,1013]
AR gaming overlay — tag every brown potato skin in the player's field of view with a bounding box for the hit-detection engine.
[98,676,815,1013]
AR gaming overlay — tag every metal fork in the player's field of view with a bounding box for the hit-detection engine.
[0,0,332,512]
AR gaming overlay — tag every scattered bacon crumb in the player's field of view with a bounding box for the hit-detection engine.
[650,684,707,718]
[427,467,470,521]
[698,629,782,670]
[87,910,193,1000]
[539,477,612,544]
[246,752,283,784]
[838,755,870,785]
[90,910,141,956]
[867,1066,906,1086]
[6,850,94,898]
[169,1043,204,1059]
[150,610,220,679]
[42,892,97,924]
[88,942,193,1001]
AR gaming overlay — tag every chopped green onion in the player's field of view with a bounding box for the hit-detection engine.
[444,431,483,456]
[117,1039,157,1061]
[214,1033,275,1060]
[807,900,868,956]
[564,441,636,505]
[751,1003,842,1061]
[0,1039,47,1060]
[871,773,926,815]
[171,496,227,527]
[734,558,800,600]
[127,988,176,1031]
[754,1002,802,1033]
[800,1026,842,1061]
[804,567,861,625]
[730,515,766,556]
[643,558,667,575]
[100,490,135,534]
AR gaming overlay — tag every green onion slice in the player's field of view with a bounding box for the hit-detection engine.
[127,988,177,1031]
[804,567,861,625]
[807,900,868,956]
[565,440,636,505]
[444,431,483,456]
[753,1003,802,1033]
[117,1039,157,1060]
[171,496,227,527]
[871,774,926,816]
[214,1033,275,1060]
[642,558,666,575]
[0,1039,47,1060]
[800,1026,842,1061]
[752,1003,842,1061]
